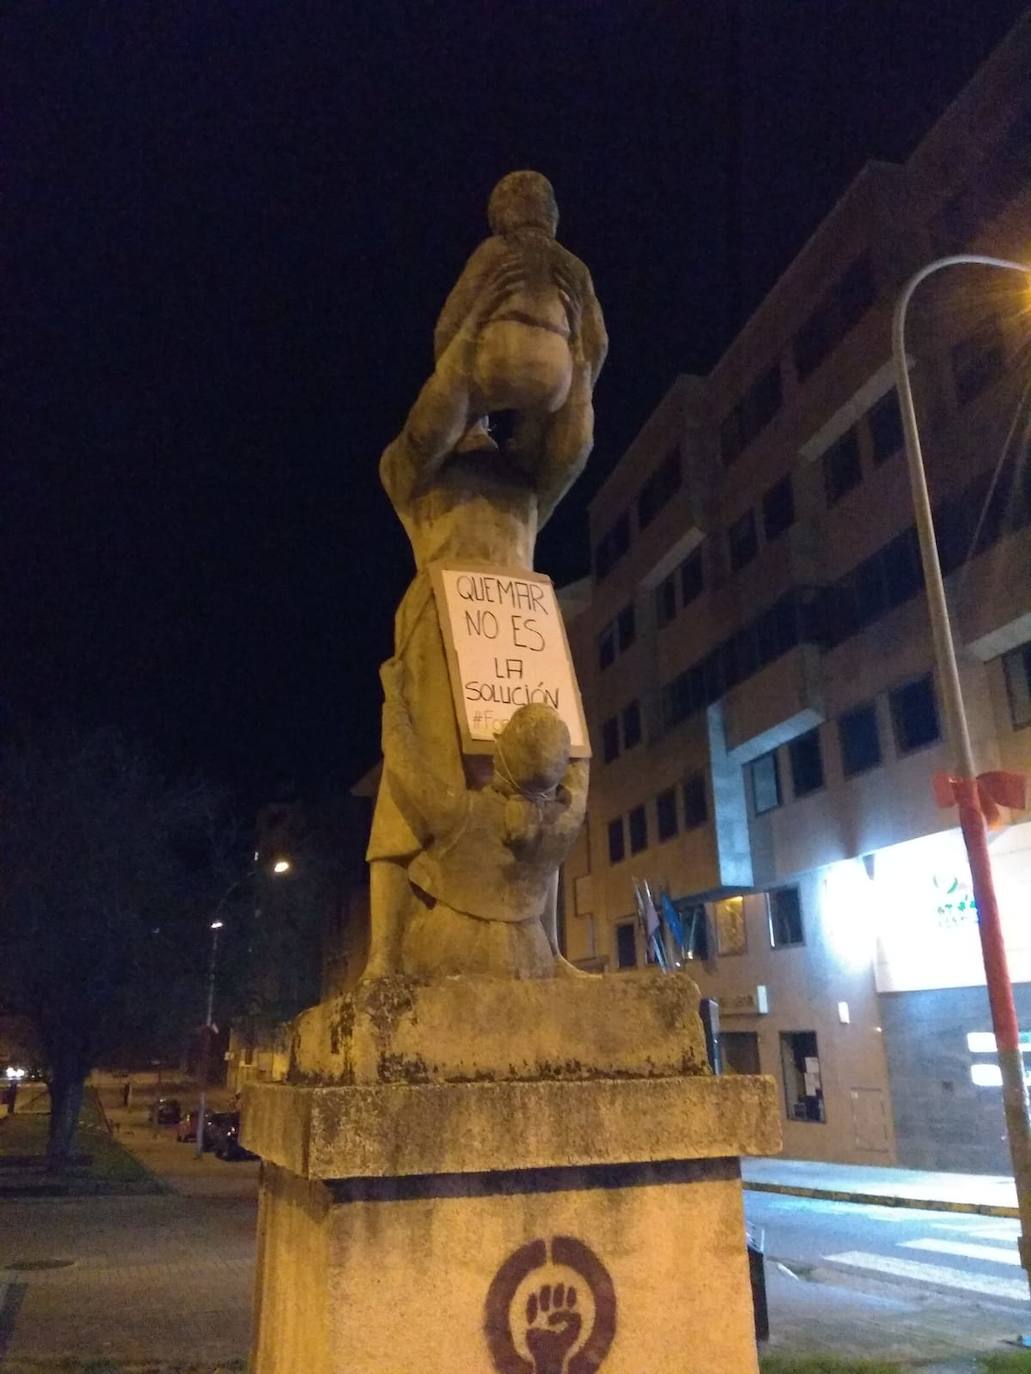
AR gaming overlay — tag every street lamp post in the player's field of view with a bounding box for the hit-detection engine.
[891,252,1031,1294]
[192,857,294,1158]
[194,919,223,1158]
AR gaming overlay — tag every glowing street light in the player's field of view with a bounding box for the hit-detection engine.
[272,859,291,874]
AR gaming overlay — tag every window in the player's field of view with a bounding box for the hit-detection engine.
[741,364,783,446]
[728,509,758,572]
[1003,642,1031,729]
[762,475,795,541]
[720,408,744,467]
[882,527,922,607]
[869,389,903,464]
[656,787,678,841]
[751,751,781,814]
[617,602,636,651]
[607,817,625,865]
[793,255,874,381]
[680,902,710,961]
[768,887,804,948]
[789,729,824,797]
[615,921,637,970]
[601,716,620,763]
[682,772,708,829]
[680,549,704,606]
[793,306,831,381]
[780,1031,825,1123]
[594,510,631,581]
[714,895,747,955]
[598,621,615,672]
[628,804,648,855]
[823,428,862,507]
[952,321,1006,405]
[656,575,676,627]
[890,674,940,754]
[839,702,881,776]
[622,699,642,750]
[720,364,783,464]
[638,446,682,529]
[835,254,875,335]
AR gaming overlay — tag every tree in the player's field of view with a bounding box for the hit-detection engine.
[0,723,242,1167]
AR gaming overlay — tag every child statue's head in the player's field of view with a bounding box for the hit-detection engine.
[488,171,559,238]
[495,703,570,796]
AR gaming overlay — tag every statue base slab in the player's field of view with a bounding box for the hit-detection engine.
[243,1073,780,1373]
[286,970,709,1085]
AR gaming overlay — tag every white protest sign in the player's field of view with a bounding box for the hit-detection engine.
[429,562,590,757]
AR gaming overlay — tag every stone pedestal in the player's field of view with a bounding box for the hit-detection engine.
[242,974,781,1374]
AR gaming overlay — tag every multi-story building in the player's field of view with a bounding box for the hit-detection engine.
[560,14,1031,1171]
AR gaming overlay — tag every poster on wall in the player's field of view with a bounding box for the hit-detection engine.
[430,563,590,757]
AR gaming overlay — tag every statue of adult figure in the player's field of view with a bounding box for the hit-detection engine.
[366,170,607,978]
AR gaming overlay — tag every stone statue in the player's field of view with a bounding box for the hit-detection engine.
[379,659,588,978]
[366,170,606,979]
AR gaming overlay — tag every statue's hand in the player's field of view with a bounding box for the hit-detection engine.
[463,254,526,335]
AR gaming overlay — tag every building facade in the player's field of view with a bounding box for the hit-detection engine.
[560,15,1031,1170]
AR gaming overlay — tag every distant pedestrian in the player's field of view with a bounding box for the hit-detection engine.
[121,1079,132,1108]
[4,1080,17,1116]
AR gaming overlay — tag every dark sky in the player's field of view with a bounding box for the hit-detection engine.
[4,0,1027,802]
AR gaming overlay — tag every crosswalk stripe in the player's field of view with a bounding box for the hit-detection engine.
[901,1237,1020,1267]
[825,1250,1030,1301]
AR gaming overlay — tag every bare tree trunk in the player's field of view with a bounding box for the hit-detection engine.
[46,1062,85,1171]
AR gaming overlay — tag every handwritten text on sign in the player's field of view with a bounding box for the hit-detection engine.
[430,564,590,756]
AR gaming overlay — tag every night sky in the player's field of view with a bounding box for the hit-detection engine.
[5,1,1027,803]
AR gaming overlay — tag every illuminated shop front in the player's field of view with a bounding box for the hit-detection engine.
[847,820,1031,1171]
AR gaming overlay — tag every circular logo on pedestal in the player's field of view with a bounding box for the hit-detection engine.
[484,1235,617,1374]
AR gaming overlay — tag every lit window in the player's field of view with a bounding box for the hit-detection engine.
[967,1031,997,1054]
[780,1031,825,1122]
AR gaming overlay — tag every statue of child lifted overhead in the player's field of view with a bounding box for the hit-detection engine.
[389,170,607,487]
[379,658,589,980]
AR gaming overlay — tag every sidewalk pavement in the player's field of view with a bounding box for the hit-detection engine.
[743,1156,1019,1217]
[0,1107,257,1364]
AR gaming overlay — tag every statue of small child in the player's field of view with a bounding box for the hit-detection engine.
[383,170,606,518]
[379,658,589,979]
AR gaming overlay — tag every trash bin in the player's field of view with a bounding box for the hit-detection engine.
[746,1225,769,1342]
